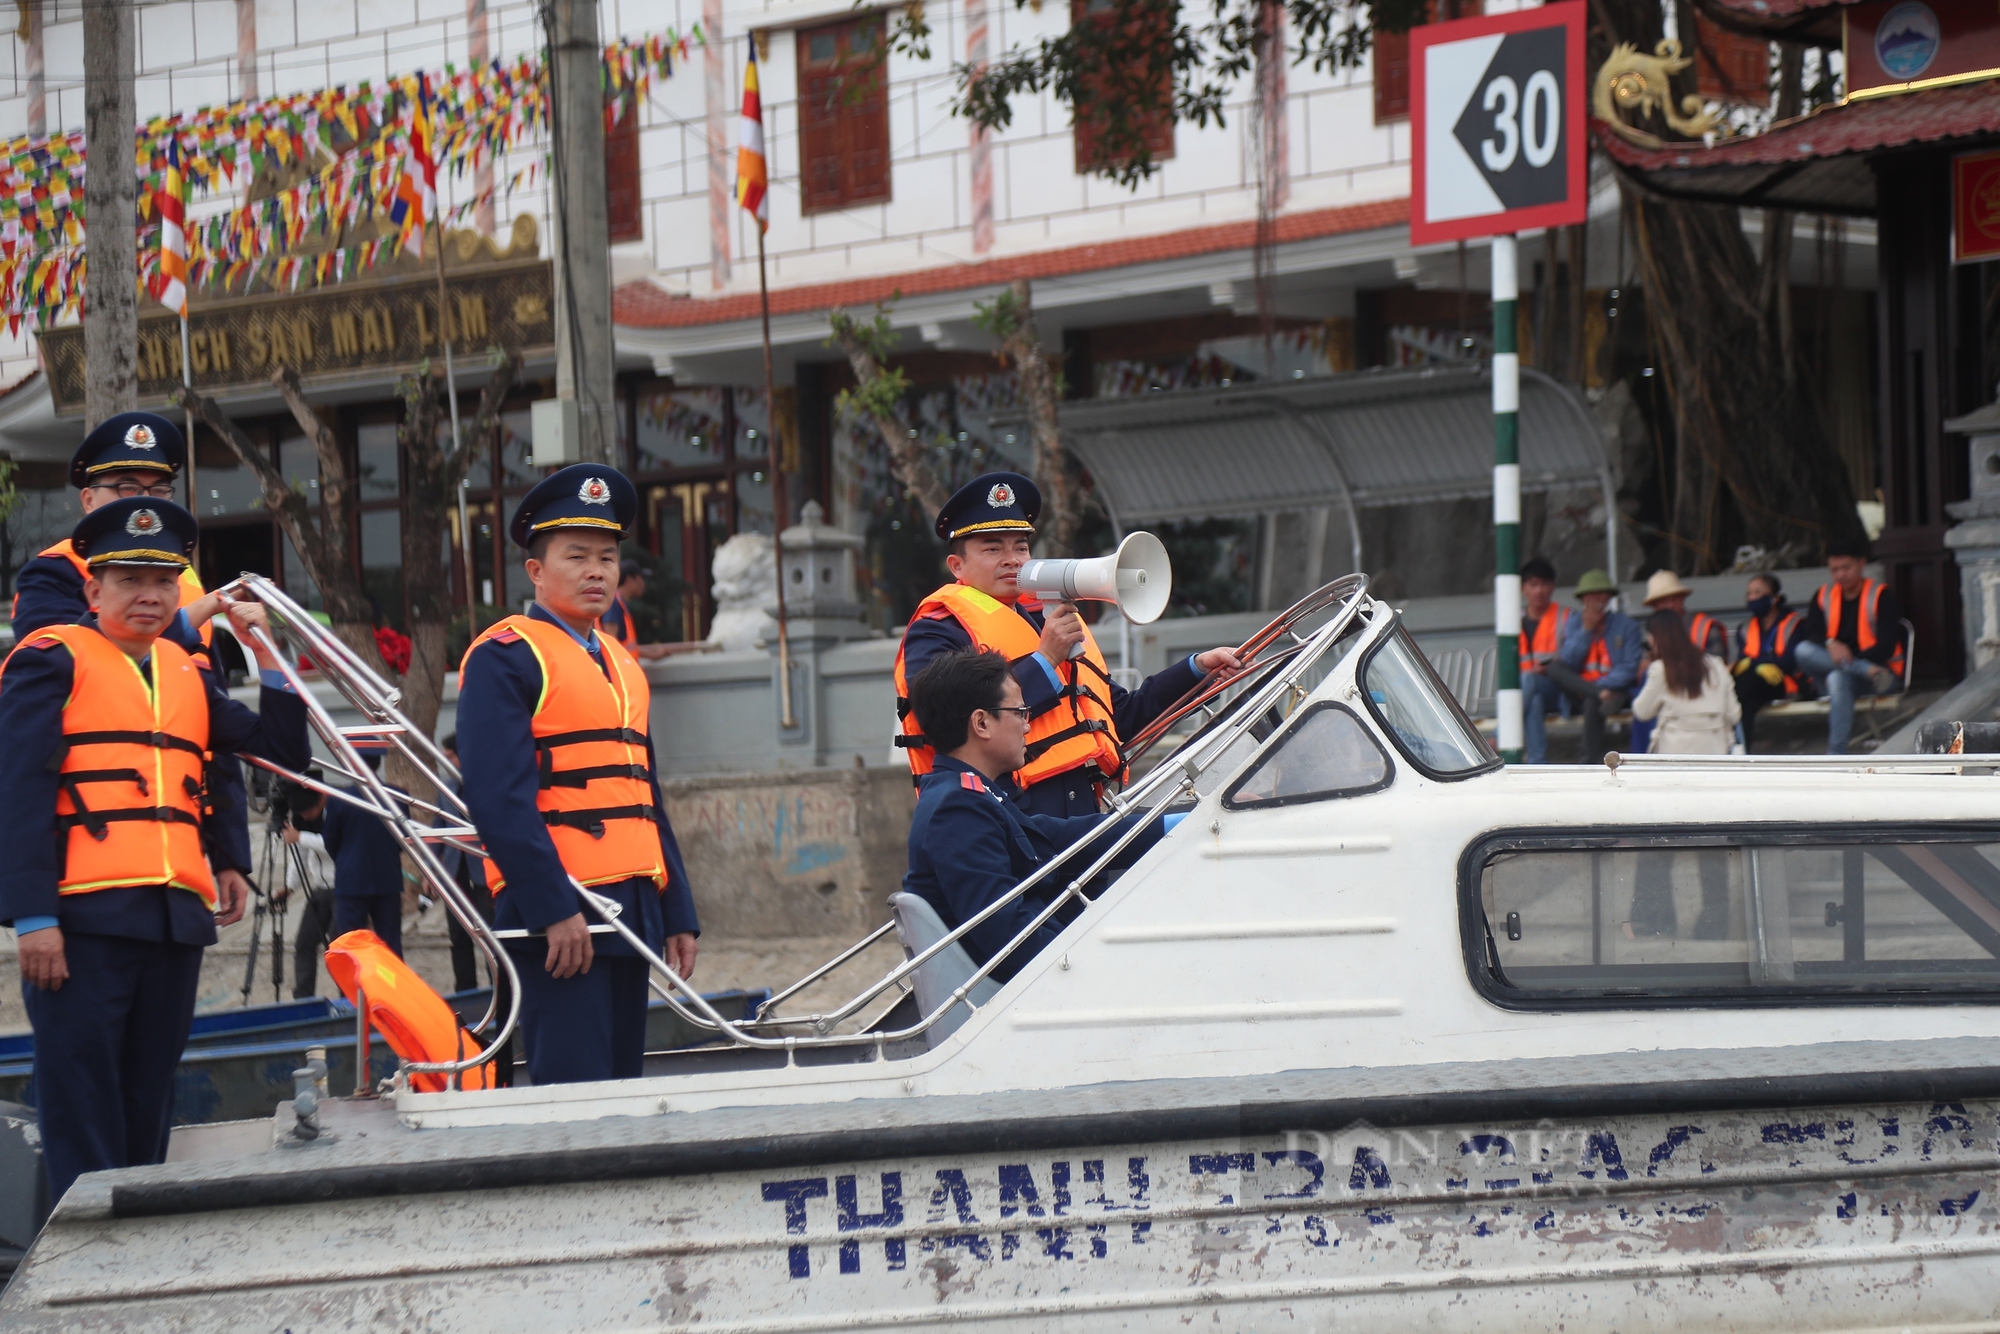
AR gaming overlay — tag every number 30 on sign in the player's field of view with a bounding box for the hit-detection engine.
[1410,2,1588,245]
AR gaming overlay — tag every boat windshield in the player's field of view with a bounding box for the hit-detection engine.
[1359,624,1497,779]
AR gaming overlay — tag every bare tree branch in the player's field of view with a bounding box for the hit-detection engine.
[827,306,953,522]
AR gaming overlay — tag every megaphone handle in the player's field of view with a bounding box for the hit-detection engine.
[1068,640,1087,661]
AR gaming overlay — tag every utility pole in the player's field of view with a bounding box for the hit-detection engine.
[82,0,137,430]
[543,0,616,464]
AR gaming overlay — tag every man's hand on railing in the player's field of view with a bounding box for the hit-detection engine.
[666,931,698,981]
[545,912,594,978]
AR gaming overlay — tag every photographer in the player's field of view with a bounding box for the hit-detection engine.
[270,773,335,997]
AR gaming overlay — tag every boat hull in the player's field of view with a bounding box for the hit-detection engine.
[7,1094,1999,1331]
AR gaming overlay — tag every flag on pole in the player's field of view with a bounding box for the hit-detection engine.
[151,134,189,316]
[735,48,768,231]
[390,74,438,257]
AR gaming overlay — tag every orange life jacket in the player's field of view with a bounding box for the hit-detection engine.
[1579,632,1614,683]
[894,583,1122,788]
[323,929,498,1092]
[0,623,216,906]
[1518,603,1573,673]
[1740,608,1806,696]
[605,594,640,651]
[1687,612,1724,659]
[459,614,667,893]
[1814,579,1906,680]
[12,540,213,660]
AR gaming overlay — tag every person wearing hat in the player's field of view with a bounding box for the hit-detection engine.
[1541,568,1644,763]
[894,473,1243,818]
[323,743,413,957]
[0,498,309,1204]
[11,411,258,927]
[1639,569,1729,658]
[456,464,699,1085]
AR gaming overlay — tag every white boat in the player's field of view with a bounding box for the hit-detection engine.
[8,576,2000,1331]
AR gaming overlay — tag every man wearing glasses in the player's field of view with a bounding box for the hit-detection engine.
[11,412,254,903]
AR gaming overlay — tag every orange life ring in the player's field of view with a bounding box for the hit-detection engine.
[324,930,497,1092]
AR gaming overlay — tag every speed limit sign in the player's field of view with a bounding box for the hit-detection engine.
[1410,2,1587,244]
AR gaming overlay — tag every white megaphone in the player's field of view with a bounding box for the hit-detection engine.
[1017,532,1172,657]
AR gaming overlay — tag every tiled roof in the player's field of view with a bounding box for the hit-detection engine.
[612,198,1411,329]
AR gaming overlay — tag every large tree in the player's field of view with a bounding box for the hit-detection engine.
[896,0,1865,570]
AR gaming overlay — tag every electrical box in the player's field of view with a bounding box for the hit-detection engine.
[531,398,581,466]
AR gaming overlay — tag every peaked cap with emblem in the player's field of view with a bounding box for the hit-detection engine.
[935,471,1041,542]
[509,462,638,549]
[69,411,187,488]
[72,496,199,569]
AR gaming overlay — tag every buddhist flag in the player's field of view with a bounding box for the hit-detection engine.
[151,134,188,316]
[390,74,438,257]
[735,47,768,231]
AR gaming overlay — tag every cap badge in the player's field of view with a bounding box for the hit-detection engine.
[987,482,1015,509]
[125,507,162,538]
[578,476,612,506]
[124,424,158,451]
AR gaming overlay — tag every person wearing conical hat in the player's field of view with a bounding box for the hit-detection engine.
[0,498,309,1205]
[455,464,699,1086]
[893,473,1242,818]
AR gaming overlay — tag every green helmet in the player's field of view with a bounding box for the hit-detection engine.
[1574,568,1619,596]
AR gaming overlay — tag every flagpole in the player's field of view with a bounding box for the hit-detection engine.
[435,218,477,636]
[757,224,793,729]
[179,315,196,517]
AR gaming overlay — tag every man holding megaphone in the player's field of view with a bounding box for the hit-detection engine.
[895,472,1242,817]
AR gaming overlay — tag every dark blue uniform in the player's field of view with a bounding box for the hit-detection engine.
[325,768,410,956]
[12,558,254,875]
[904,755,1163,981]
[900,599,1205,817]
[458,603,699,1084]
[0,619,309,1203]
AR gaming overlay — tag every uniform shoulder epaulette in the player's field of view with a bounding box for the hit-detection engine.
[490,627,523,644]
[959,770,986,793]
[918,608,955,622]
[22,633,63,650]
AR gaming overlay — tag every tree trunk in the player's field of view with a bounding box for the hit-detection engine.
[174,379,387,676]
[827,309,954,522]
[994,281,1080,558]
[268,368,388,669]
[81,0,136,428]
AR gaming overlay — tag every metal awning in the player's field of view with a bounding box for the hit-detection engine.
[1040,364,1617,571]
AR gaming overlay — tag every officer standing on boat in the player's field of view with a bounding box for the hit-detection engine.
[895,473,1242,817]
[11,412,257,913]
[456,464,699,1084]
[0,499,309,1203]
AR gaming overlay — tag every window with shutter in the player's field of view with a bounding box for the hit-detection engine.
[1373,1,1481,125]
[1071,0,1176,173]
[605,88,643,243]
[797,16,892,214]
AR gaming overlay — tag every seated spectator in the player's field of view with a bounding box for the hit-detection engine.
[1640,569,1730,657]
[902,650,1164,981]
[1517,557,1574,765]
[1793,539,1906,754]
[1731,573,1810,750]
[1632,609,1740,754]
[1542,568,1644,763]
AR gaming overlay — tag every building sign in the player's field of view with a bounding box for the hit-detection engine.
[1845,0,2000,100]
[1410,3,1587,246]
[1953,150,2000,262]
[39,259,554,416]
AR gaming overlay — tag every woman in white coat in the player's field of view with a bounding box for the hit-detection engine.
[1631,609,1741,753]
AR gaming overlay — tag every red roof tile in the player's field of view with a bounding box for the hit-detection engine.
[613,198,1411,329]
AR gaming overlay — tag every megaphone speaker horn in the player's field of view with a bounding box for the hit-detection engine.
[1016,531,1173,626]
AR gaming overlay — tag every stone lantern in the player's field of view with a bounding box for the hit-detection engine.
[765,499,873,759]
[1944,399,2000,670]
[773,500,866,633]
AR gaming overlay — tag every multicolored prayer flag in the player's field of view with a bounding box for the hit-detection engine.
[735,48,768,232]
[150,134,188,316]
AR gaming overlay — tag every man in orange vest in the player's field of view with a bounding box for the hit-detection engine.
[1640,570,1729,658]
[457,465,699,1085]
[1543,568,1644,763]
[0,498,308,1204]
[1793,538,1906,754]
[1516,557,1574,764]
[11,411,256,921]
[894,473,1242,817]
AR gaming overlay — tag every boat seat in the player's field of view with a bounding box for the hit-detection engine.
[888,892,1002,1048]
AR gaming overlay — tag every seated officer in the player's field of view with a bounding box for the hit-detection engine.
[904,649,1168,981]
[324,744,411,956]
[12,411,254,913]
[457,464,699,1085]
[0,498,308,1204]
[896,473,1241,818]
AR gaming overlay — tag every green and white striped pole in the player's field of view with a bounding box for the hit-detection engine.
[1492,234,1522,763]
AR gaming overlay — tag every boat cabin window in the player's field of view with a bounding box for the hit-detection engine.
[1469,831,2000,1006]
[1360,626,1496,780]
[1223,703,1392,809]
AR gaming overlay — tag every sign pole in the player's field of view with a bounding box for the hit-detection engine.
[1492,233,1522,763]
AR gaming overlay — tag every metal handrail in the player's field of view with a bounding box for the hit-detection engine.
[1606,752,2000,772]
[218,574,520,1088]
[607,577,1381,1057]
